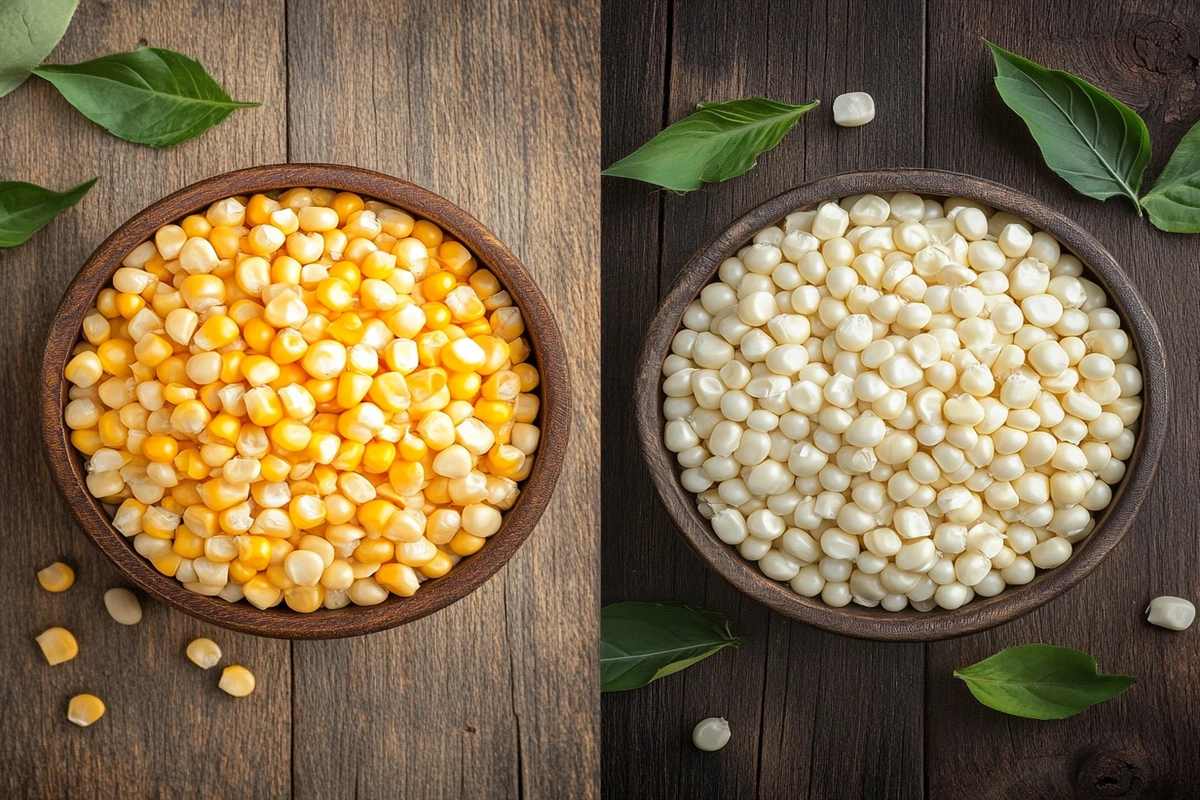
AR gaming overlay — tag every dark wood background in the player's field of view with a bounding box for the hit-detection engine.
[0,1,599,797]
[601,0,1199,798]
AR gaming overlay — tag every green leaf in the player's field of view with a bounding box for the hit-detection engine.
[0,178,96,248]
[601,97,819,192]
[1141,119,1200,232]
[600,602,745,692]
[0,0,78,97]
[34,47,259,148]
[953,644,1134,720]
[985,40,1151,211]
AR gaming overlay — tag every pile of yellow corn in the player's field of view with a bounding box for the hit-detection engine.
[63,188,541,612]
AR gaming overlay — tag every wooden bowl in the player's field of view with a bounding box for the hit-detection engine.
[40,164,570,639]
[635,169,1168,642]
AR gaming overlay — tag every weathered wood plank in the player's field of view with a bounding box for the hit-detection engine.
[286,0,600,797]
[601,0,926,797]
[924,2,1200,797]
[0,2,291,798]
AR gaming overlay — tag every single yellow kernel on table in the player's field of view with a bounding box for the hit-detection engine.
[36,627,79,665]
[37,562,75,592]
[219,664,256,697]
[186,637,222,669]
[67,694,106,727]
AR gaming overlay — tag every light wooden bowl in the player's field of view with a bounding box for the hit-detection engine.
[40,164,570,639]
[635,169,1168,642]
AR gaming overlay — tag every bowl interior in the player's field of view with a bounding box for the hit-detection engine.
[41,164,570,639]
[636,169,1168,642]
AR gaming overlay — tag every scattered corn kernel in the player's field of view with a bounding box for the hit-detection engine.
[103,587,143,625]
[36,627,79,665]
[219,664,256,696]
[187,637,223,668]
[37,562,75,592]
[67,694,106,727]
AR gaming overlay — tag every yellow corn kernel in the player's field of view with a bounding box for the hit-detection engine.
[303,430,338,465]
[328,260,362,292]
[362,372,407,413]
[172,481,204,506]
[270,328,308,364]
[289,495,327,529]
[354,538,395,564]
[170,399,212,436]
[97,411,128,448]
[411,219,443,249]
[474,335,511,375]
[512,363,541,392]
[71,429,103,456]
[440,337,487,373]
[243,386,283,427]
[139,435,177,465]
[337,403,386,444]
[487,444,526,477]
[96,339,135,377]
[447,371,482,401]
[450,530,486,556]
[194,315,239,350]
[116,292,146,319]
[219,664,258,696]
[315,277,354,312]
[242,317,275,352]
[37,562,75,592]
[388,460,425,496]
[336,372,373,408]
[181,505,217,539]
[67,694,106,727]
[325,312,365,345]
[172,526,206,559]
[375,563,420,596]
[284,585,325,613]
[197,382,225,413]
[419,550,454,579]
[422,302,451,330]
[331,440,365,471]
[151,551,182,577]
[271,363,309,392]
[253,454,287,484]
[234,535,272,571]
[362,441,396,473]
[179,273,226,312]
[474,399,513,426]
[460,318,492,338]
[206,412,242,444]
[421,270,456,303]
[181,214,212,238]
[270,419,314,452]
[36,627,78,665]
[197,478,250,511]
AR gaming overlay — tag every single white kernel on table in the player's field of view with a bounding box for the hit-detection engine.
[103,588,143,625]
[664,193,1144,614]
[832,92,875,127]
[1146,596,1195,631]
[692,717,731,751]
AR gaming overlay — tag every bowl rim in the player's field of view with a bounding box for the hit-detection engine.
[40,163,571,639]
[634,168,1169,642]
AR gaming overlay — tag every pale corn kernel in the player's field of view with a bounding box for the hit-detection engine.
[103,588,143,625]
[67,694,106,727]
[37,562,75,592]
[219,664,256,696]
[36,627,79,665]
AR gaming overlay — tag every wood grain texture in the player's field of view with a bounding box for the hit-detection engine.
[924,2,1200,798]
[3,0,598,797]
[286,0,600,798]
[0,1,292,798]
[604,0,1199,797]
[634,169,1168,641]
[40,164,571,640]
[602,0,927,797]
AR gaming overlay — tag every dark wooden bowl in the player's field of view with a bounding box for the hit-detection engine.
[635,169,1169,642]
[40,164,570,639]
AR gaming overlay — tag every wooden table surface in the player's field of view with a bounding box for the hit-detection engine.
[602,1,1199,798]
[0,1,599,798]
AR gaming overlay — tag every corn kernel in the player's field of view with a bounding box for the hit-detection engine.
[36,627,79,665]
[219,664,256,696]
[67,694,106,727]
[37,562,75,592]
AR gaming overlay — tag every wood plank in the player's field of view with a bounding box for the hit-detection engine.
[601,0,926,797]
[285,0,600,797]
[924,2,1200,797]
[0,2,290,798]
